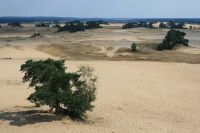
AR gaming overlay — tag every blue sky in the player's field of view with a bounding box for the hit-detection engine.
[0,0,199,18]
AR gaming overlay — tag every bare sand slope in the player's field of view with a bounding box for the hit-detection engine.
[0,60,200,133]
[0,46,56,60]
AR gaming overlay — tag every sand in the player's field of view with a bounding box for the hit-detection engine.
[1,23,200,133]
[0,58,200,133]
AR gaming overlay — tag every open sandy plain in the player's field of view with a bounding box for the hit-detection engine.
[0,24,200,133]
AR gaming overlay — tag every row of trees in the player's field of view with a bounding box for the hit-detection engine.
[8,22,23,27]
[123,22,154,29]
[159,21,185,29]
[35,23,50,27]
[57,21,108,33]
[123,21,186,29]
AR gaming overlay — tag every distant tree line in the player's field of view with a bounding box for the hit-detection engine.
[123,21,186,29]
[159,21,185,29]
[57,20,108,33]
[35,23,50,27]
[123,22,154,29]
[8,22,23,27]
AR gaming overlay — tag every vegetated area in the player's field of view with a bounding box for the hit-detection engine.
[1,17,200,133]
[8,22,23,27]
[0,19,200,63]
[57,21,108,33]
[123,21,187,29]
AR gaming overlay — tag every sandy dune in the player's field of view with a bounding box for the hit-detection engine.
[1,23,200,133]
[0,60,200,133]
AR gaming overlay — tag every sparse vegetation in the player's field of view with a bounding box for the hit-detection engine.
[35,23,49,27]
[57,20,108,32]
[31,32,41,38]
[8,22,23,27]
[57,21,85,33]
[157,29,189,50]
[20,59,98,119]
[85,21,102,29]
[159,21,185,29]
[123,22,154,29]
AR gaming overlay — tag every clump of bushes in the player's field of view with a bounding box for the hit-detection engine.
[159,21,185,29]
[31,32,41,38]
[35,23,49,27]
[57,20,108,33]
[8,22,23,27]
[85,21,102,29]
[123,22,154,29]
[20,59,98,119]
[58,21,85,33]
[157,29,189,50]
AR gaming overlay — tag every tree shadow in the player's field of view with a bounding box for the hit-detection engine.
[0,109,64,126]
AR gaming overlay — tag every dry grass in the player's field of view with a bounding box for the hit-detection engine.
[37,44,107,60]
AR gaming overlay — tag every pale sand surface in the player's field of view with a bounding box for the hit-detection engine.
[0,59,200,133]
[0,24,200,133]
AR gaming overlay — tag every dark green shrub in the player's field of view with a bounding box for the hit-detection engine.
[131,43,137,52]
[35,23,49,27]
[58,21,85,33]
[20,59,97,119]
[85,21,102,29]
[157,29,189,50]
[159,22,167,28]
[8,22,22,27]
[31,32,41,38]
[123,22,155,29]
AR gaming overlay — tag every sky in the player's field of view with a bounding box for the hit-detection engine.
[0,0,199,18]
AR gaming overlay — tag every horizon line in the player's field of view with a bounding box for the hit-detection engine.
[0,16,200,19]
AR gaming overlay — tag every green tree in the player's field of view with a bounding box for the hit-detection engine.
[20,59,97,119]
[58,21,85,33]
[157,29,189,50]
[85,21,102,29]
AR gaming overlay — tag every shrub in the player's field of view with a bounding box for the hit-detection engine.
[58,21,85,33]
[8,22,22,27]
[35,23,49,27]
[31,32,41,38]
[20,59,97,119]
[85,21,102,29]
[157,29,189,50]
[131,43,137,52]
[123,22,155,29]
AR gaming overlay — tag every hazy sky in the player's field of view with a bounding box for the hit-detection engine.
[0,0,199,18]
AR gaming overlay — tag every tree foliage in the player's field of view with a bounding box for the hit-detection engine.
[8,22,23,27]
[35,23,50,27]
[85,21,102,29]
[123,22,154,29]
[57,21,85,33]
[157,29,189,50]
[20,59,97,119]
[57,20,108,32]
